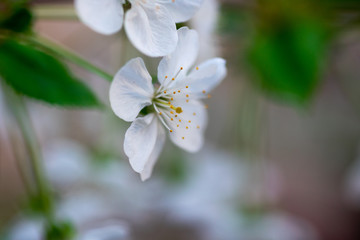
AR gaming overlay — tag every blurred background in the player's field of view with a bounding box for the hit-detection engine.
[1,0,360,239]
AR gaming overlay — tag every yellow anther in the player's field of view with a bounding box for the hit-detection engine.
[170,111,174,114]
[186,86,189,88]
[168,101,171,104]
[202,90,206,94]
[197,125,200,129]
[179,119,182,122]
[175,115,178,117]
[172,78,175,81]
[165,76,168,78]
[207,94,212,98]
[170,130,173,133]
[177,124,179,127]
[171,118,174,121]
[178,90,181,93]
[180,67,183,70]
[186,126,189,129]
[186,99,189,103]
[205,104,209,109]
[188,120,191,123]
[175,107,183,114]
[164,91,167,94]
[196,67,199,70]
[171,97,174,101]
[159,112,162,115]
[173,91,176,94]
[186,94,189,98]
[193,112,196,116]
[182,137,185,140]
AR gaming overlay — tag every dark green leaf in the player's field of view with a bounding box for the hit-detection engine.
[0,39,100,107]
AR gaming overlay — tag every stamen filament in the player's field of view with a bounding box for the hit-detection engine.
[153,104,172,131]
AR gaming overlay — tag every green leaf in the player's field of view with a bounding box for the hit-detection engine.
[247,18,329,104]
[0,39,100,107]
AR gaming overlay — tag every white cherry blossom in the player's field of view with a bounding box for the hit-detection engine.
[109,27,227,180]
[75,0,203,57]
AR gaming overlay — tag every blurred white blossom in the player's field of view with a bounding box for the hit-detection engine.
[344,145,360,208]
[43,139,90,188]
[77,221,130,240]
[7,218,44,240]
[191,0,220,61]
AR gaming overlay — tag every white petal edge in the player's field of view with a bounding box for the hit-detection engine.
[123,114,165,181]
[157,27,199,85]
[158,0,204,23]
[124,2,177,57]
[186,58,227,95]
[168,100,207,153]
[109,58,154,122]
[75,0,124,35]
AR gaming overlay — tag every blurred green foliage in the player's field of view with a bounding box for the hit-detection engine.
[247,0,330,104]
[0,40,100,107]
[0,0,32,33]
[219,0,340,105]
[247,18,329,104]
[0,0,102,108]
[45,221,75,240]
[0,7,32,33]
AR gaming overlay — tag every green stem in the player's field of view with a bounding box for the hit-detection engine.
[30,35,113,82]
[10,132,35,198]
[3,85,54,222]
[33,4,78,20]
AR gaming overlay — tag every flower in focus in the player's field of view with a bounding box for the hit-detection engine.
[109,27,227,181]
[75,0,203,57]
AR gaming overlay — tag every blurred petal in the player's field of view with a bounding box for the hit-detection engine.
[158,27,199,85]
[159,0,204,23]
[124,114,165,180]
[8,219,43,240]
[44,140,90,188]
[75,0,124,35]
[78,221,130,240]
[125,2,177,57]
[186,58,227,95]
[109,58,154,122]
[168,100,207,152]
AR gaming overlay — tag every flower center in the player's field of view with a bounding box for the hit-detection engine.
[151,66,207,139]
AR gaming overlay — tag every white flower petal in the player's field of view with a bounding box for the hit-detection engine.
[159,0,204,23]
[75,0,124,35]
[124,114,165,180]
[109,58,154,122]
[167,100,207,152]
[124,2,177,57]
[186,58,227,95]
[157,27,199,85]
[140,120,166,181]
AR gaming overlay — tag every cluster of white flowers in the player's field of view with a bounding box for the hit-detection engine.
[76,0,227,180]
